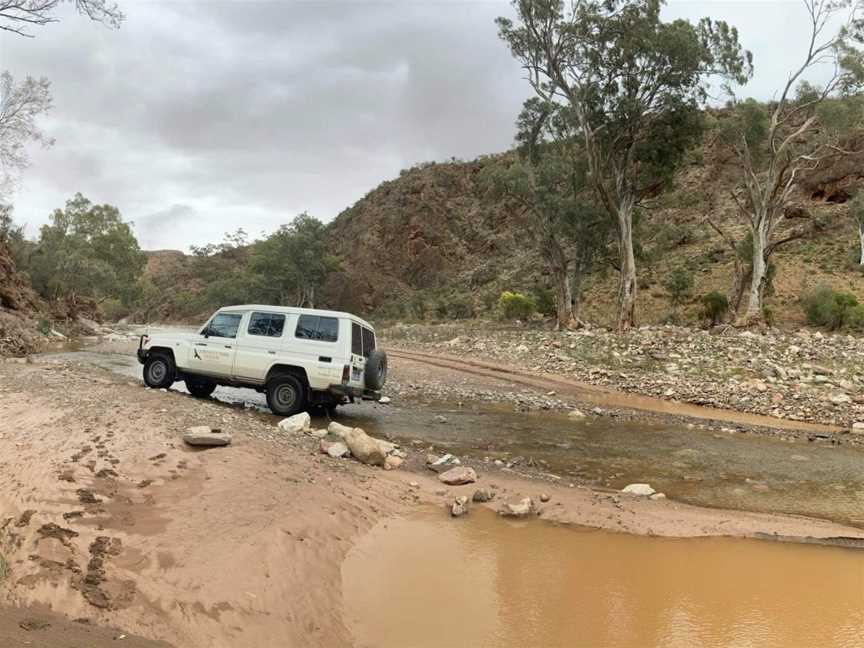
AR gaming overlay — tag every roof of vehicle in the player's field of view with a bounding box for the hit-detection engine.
[217,304,374,329]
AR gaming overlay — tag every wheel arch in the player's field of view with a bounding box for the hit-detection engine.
[148,346,176,362]
[266,364,310,388]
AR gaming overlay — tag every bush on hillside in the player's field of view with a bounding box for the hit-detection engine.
[801,285,862,330]
[700,291,729,326]
[533,287,556,317]
[497,291,536,320]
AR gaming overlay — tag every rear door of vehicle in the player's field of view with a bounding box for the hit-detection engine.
[233,311,287,382]
[348,321,375,389]
[187,311,244,378]
[290,314,343,389]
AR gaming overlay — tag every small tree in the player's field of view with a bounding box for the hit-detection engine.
[700,291,729,327]
[663,268,693,316]
[728,0,864,324]
[850,193,864,265]
[496,0,751,330]
[498,291,536,320]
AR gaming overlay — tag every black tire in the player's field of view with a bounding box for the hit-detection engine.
[266,374,307,416]
[364,350,388,390]
[186,376,216,398]
[143,353,175,389]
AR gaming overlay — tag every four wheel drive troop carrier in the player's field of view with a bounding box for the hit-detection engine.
[136,305,387,416]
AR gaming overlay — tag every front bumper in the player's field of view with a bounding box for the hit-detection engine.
[329,383,381,401]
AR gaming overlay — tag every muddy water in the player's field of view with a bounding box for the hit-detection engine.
[38,348,864,527]
[343,508,864,648]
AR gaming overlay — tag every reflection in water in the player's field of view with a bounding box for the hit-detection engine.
[342,508,864,648]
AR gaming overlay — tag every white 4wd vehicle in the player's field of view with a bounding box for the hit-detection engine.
[136,305,387,416]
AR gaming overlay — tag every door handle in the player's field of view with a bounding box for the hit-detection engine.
[195,343,207,347]
[319,356,331,363]
[224,345,232,349]
[268,351,276,355]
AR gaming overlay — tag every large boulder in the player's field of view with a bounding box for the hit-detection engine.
[438,466,477,485]
[183,426,231,447]
[341,427,387,466]
[328,422,396,461]
[278,412,311,434]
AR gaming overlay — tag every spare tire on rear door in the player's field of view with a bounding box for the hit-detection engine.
[364,350,388,390]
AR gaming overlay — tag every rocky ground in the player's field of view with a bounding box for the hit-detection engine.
[383,321,864,429]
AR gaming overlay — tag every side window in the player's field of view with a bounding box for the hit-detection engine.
[352,323,363,356]
[295,315,339,342]
[362,327,376,356]
[207,313,243,339]
[248,312,285,338]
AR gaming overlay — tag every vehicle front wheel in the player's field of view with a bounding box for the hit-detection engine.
[266,375,307,416]
[143,354,175,389]
[186,377,216,398]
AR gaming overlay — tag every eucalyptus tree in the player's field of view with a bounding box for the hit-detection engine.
[727,0,864,323]
[496,0,751,330]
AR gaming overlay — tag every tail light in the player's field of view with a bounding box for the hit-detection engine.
[342,364,350,384]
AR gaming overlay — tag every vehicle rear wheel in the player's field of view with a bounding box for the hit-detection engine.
[185,376,216,398]
[266,374,307,416]
[143,354,175,389]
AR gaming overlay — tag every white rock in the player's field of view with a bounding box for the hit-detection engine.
[567,409,586,419]
[830,393,852,405]
[621,483,655,497]
[851,422,864,435]
[384,455,403,471]
[451,496,469,517]
[324,441,350,458]
[650,493,666,501]
[438,466,477,485]
[183,426,231,447]
[379,396,392,404]
[327,421,354,438]
[278,412,311,434]
[498,497,535,518]
[342,427,387,466]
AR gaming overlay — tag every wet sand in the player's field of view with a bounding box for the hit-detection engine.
[1,354,863,646]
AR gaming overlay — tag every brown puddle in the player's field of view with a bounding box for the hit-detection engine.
[342,508,864,648]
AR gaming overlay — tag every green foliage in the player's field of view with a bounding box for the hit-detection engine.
[801,285,862,330]
[700,291,729,326]
[251,213,339,308]
[497,291,536,321]
[28,193,145,305]
[533,286,556,317]
[663,268,693,310]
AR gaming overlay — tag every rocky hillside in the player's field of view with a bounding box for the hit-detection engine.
[325,137,864,328]
[0,241,45,355]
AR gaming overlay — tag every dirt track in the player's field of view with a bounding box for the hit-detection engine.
[1,353,863,646]
[389,348,842,434]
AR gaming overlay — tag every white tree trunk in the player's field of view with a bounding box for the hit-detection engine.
[616,200,637,332]
[744,218,769,322]
[554,265,574,331]
[858,223,864,266]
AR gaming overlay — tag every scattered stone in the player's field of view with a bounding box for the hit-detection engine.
[320,439,350,458]
[183,426,231,447]
[379,396,392,404]
[450,496,469,517]
[650,493,666,501]
[567,409,586,419]
[539,493,550,503]
[433,415,448,424]
[327,421,354,437]
[621,483,655,497]
[409,481,420,488]
[439,466,477,485]
[830,393,852,405]
[591,407,604,416]
[851,422,864,435]
[498,497,536,518]
[426,453,460,473]
[472,488,494,503]
[277,412,311,434]
[384,455,403,470]
[308,428,328,439]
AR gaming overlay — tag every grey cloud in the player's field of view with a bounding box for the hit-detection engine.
[0,1,846,250]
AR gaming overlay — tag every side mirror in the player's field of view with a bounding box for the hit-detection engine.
[203,327,210,339]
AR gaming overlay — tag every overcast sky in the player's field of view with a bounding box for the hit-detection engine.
[0,1,840,250]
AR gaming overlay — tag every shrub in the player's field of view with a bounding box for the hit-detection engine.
[700,291,729,326]
[663,268,693,310]
[801,285,861,330]
[534,287,556,317]
[497,291,536,321]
